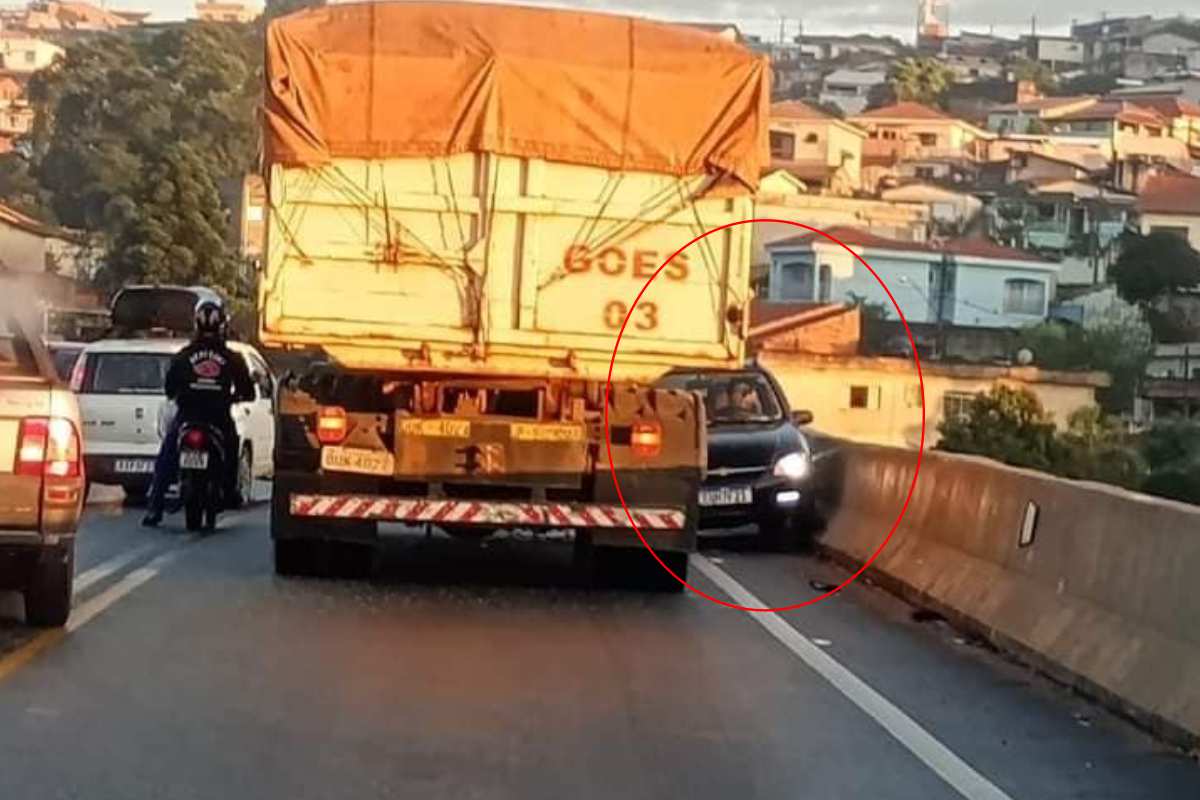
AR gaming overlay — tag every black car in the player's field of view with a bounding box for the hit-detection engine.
[657,366,839,548]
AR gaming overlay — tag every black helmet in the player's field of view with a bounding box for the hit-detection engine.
[194,299,227,337]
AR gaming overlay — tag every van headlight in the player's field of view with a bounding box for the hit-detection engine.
[773,451,810,481]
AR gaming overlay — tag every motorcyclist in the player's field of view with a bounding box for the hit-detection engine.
[142,300,254,527]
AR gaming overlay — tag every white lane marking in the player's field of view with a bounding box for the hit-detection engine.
[692,555,1015,800]
[67,548,185,633]
[73,541,163,595]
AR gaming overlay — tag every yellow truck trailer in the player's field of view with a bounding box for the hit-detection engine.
[259,2,769,585]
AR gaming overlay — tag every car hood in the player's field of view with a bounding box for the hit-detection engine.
[706,421,803,471]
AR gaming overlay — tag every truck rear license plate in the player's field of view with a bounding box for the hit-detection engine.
[179,451,208,470]
[699,486,752,507]
[321,446,395,476]
[115,459,154,474]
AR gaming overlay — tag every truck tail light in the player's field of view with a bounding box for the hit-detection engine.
[316,406,348,444]
[630,421,662,458]
[17,417,81,478]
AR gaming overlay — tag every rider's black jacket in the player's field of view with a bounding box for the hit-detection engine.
[164,335,255,425]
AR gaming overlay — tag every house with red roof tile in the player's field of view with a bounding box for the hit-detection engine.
[1124,95,1200,158]
[1049,100,1192,192]
[768,101,866,194]
[764,225,1060,331]
[1138,173,1200,249]
[847,102,993,191]
[849,102,992,162]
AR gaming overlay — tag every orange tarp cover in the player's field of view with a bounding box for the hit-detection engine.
[264,2,769,188]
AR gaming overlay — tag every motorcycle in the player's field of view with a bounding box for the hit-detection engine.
[177,422,227,532]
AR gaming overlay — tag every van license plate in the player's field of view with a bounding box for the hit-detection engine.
[180,451,208,470]
[115,459,154,474]
[322,446,395,476]
[699,486,753,507]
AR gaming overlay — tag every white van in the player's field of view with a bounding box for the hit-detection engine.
[72,337,276,501]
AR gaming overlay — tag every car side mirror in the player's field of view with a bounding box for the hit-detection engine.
[790,409,814,426]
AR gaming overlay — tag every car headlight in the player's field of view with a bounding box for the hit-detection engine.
[773,451,810,481]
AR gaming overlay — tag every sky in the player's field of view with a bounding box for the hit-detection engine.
[72,0,1197,41]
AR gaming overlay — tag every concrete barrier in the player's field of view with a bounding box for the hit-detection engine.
[819,444,1200,748]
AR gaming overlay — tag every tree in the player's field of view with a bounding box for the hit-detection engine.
[1110,232,1200,342]
[889,57,952,107]
[1016,318,1153,414]
[1111,232,1200,305]
[100,143,243,297]
[1051,73,1119,96]
[1054,407,1145,488]
[11,23,260,299]
[937,385,1059,470]
[1010,57,1056,93]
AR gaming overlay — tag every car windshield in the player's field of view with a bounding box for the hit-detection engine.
[86,353,171,395]
[659,372,783,424]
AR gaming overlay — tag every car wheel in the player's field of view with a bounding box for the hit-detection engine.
[121,483,149,507]
[24,542,74,627]
[762,504,817,552]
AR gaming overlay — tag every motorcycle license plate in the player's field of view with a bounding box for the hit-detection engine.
[180,450,209,470]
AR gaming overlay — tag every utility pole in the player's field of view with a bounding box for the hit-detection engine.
[779,17,785,46]
[935,250,952,359]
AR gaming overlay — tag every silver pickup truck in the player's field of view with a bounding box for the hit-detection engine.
[0,286,85,626]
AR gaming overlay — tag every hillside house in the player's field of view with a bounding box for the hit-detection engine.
[769,101,866,194]
[765,226,1060,331]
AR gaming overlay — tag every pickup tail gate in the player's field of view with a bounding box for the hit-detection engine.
[260,155,754,381]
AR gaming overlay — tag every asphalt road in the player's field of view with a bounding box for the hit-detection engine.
[0,494,1195,799]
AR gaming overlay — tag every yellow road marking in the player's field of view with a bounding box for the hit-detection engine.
[0,630,65,683]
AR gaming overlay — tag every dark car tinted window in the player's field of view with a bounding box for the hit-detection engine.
[50,346,82,381]
[658,372,782,424]
[110,287,223,335]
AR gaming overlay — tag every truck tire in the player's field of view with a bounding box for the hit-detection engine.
[273,539,374,580]
[592,544,688,593]
[25,542,74,627]
[273,538,321,577]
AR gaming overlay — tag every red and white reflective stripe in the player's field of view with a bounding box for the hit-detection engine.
[289,494,686,530]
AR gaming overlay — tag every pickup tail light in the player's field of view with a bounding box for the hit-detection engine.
[630,421,662,458]
[316,406,349,444]
[17,417,81,478]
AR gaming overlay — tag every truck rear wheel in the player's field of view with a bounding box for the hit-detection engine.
[25,542,74,627]
[591,544,688,593]
[273,539,374,579]
[273,538,320,577]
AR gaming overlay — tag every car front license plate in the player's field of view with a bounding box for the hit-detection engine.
[115,458,155,474]
[321,446,395,477]
[699,486,753,507]
[180,450,208,470]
